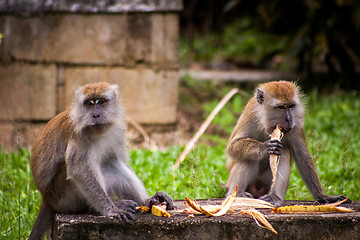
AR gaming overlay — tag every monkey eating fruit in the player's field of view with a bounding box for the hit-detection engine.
[225,80,350,207]
[28,82,174,240]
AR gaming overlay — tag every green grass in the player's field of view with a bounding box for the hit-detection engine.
[0,149,40,239]
[1,83,360,239]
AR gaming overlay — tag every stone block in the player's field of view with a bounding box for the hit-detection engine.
[63,67,179,124]
[7,13,179,67]
[150,13,179,65]
[7,15,127,65]
[0,63,57,120]
[0,0,183,13]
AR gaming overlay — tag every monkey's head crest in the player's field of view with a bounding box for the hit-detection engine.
[256,81,298,104]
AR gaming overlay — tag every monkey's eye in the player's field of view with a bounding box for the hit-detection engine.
[289,104,296,109]
[84,100,95,106]
[95,98,107,105]
[278,105,286,110]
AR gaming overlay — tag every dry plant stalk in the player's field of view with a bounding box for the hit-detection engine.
[173,88,242,170]
[241,209,278,234]
[269,125,284,189]
[127,116,158,150]
[272,198,353,214]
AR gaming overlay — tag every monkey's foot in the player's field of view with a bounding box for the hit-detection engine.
[317,195,351,204]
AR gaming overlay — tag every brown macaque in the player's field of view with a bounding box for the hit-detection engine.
[225,81,350,206]
[28,82,174,240]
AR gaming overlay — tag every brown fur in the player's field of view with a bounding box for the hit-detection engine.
[81,82,111,99]
[259,80,296,102]
[225,81,349,207]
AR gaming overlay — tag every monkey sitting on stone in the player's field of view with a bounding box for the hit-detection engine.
[225,80,350,207]
[28,82,174,240]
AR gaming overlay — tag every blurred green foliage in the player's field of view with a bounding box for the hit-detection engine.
[181,0,360,88]
[180,18,290,70]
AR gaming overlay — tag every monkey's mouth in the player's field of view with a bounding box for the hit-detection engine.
[89,123,110,131]
[281,127,292,133]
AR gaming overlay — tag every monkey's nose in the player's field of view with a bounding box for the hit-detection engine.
[93,114,100,118]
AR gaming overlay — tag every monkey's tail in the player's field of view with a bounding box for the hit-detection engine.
[28,200,55,240]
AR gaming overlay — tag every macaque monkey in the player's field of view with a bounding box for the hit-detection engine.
[225,81,349,206]
[28,82,174,240]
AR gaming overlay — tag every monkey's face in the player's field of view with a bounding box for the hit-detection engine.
[83,98,111,126]
[270,103,296,133]
[70,82,123,133]
[256,81,305,134]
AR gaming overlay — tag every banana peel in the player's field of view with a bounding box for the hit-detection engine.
[272,198,354,214]
[151,204,171,218]
[136,204,171,218]
[185,186,237,216]
[269,125,283,189]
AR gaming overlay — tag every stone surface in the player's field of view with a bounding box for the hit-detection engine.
[52,200,360,240]
[0,0,183,13]
[63,67,179,124]
[0,63,57,120]
[5,13,179,67]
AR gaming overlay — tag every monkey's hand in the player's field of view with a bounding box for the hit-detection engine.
[259,194,283,207]
[108,207,136,221]
[317,195,351,204]
[238,192,255,198]
[113,199,138,213]
[146,192,175,210]
[265,139,282,155]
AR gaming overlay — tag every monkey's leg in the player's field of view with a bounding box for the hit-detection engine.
[225,160,259,197]
[260,149,291,206]
[113,163,149,204]
[28,200,54,240]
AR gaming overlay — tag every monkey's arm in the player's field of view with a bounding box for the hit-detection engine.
[30,115,69,192]
[227,136,281,163]
[291,129,350,203]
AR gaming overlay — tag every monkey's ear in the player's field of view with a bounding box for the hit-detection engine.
[256,88,265,104]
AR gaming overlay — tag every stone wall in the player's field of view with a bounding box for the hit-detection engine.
[0,0,182,151]
[52,200,360,240]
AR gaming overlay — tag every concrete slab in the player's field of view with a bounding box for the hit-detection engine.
[51,199,360,240]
